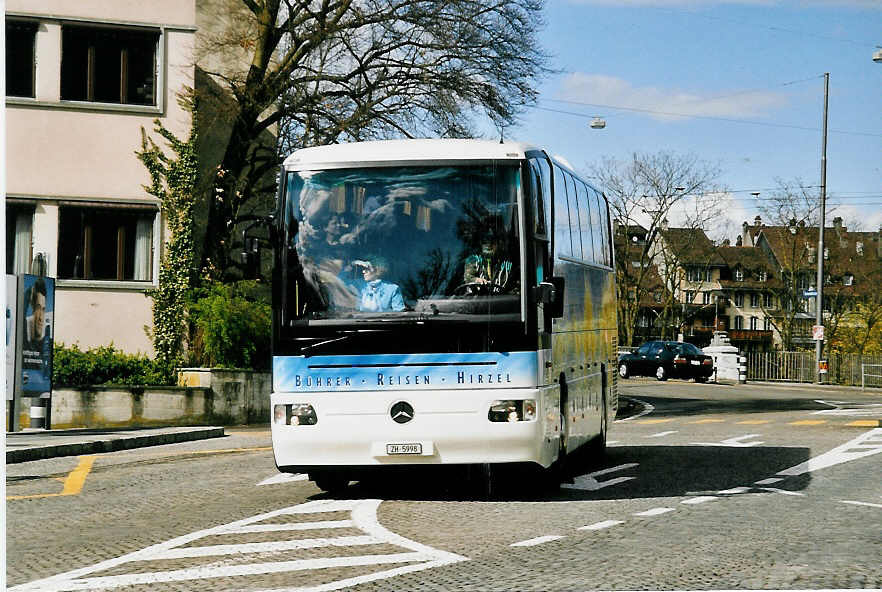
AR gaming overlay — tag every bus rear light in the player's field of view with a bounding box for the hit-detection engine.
[488,400,536,423]
[274,404,318,426]
[674,356,687,364]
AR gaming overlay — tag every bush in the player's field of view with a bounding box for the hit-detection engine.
[53,344,175,387]
[188,281,271,370]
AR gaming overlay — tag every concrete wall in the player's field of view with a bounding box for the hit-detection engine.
[41,369,271,429]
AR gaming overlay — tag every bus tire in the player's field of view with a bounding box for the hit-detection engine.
[310,471,349,493]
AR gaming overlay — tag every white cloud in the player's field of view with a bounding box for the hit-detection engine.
[558,73,787,121]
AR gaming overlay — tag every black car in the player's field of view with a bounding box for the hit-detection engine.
[618,341,714,382]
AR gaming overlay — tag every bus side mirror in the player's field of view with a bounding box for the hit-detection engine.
[535,276,565,318]
[238,214,275,279]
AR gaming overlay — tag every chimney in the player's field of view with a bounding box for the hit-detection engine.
[723,238,731,246]
[742,221,749,245]
[878,226,882,258]
[736,235,743,247]
[754,215,762,226]
[833,216,843,239]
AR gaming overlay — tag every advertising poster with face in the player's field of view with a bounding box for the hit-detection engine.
[6,275,18,401]
[21,275,55,396]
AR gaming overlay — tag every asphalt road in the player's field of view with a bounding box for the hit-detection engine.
[6,380,882,591]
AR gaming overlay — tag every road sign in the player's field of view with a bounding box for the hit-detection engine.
[819,359,828,374]
[812,325,824,341]
[803,289,818,298]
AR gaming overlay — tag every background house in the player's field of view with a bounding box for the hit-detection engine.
[6,1,197,354]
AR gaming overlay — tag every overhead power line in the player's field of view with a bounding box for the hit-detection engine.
[533,102,882,139]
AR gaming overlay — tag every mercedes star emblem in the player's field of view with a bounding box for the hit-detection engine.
[390,401,414,424]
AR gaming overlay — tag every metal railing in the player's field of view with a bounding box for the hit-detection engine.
[747,352,882,388]
[863,364,882,391]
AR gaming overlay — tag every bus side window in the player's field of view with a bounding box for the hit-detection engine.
[553,165,572,260]
[566,172,583,260]
[594,189,611,266]
[576,180,594,264]
[528,160,546,237]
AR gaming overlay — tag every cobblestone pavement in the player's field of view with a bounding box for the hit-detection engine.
[6,385,882,591]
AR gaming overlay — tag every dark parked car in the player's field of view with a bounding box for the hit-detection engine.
[618,341,714,382]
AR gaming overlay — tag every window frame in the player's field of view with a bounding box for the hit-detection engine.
[59,22,162,108]
[56,202,159,286]
[5,19,38,98]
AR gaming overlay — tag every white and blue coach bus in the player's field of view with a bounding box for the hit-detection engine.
[268,139,617,492]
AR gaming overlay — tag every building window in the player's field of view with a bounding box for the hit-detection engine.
[734,267,743,282]
[61,25,159,105]
[653,291,662,303]
[684,290,694,304]
[735,316,744,330]
[750,293,759,308]
[764,317,771,331]
[702,291,711,305]
[57,206,155,281]
[750,316,758,330]
[6,20,38,98]
[734,292,744,307]
[5,204,34,274]
[844,274,854,286]
[758,270,767,282]
[764,293,773,308]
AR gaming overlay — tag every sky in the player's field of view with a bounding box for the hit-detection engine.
[500,0,882,242]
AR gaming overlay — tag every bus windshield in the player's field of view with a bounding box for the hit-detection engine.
[282,164,522,326]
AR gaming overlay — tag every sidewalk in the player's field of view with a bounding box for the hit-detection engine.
[6,426,225,464]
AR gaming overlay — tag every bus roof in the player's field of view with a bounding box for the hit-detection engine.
[282,139,541,170]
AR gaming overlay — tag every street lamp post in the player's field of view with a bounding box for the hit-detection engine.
[815,72,829,384]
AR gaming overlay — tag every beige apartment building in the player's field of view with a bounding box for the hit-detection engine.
[6,1,196,354]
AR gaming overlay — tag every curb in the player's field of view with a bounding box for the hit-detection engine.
[6,427,226,464]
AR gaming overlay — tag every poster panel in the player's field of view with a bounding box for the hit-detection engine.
[21,275,55,397]
[6,275,18,401]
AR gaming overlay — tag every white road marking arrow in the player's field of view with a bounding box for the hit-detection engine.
[812,399,882,417]
[258,472,309,486]
[692,434,764,447]
[777,427,882,476]
[562,463,638,491]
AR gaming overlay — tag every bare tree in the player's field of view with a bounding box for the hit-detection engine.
[197,0,549,279]
[752,179,821,350]
[593,151,723,347]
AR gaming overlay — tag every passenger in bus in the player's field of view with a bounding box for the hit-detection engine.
[353,256,405,312]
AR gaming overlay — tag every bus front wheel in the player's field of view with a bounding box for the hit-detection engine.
[310,471,349,493]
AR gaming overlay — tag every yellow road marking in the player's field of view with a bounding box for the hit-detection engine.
[689,419,725,424]
[7,456,96,501]
[847,420,881,427]
[636,419,674,424]
[788,420,827,426]
[737,420,771,425]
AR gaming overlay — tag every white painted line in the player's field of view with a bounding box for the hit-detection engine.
[777,428,882,476]
[841,500,882,509]
[152,535,382,560]
[616,399,654,421]
[757,487,804,497]
[589,463,640,478]
[755,477,784,485]
[258,473,308,486]
[647,431,678,438]
[229,520,355,534]
[510,535,565,547]
[681,496,718,505]
[9,499,468,592]
[692,434,764,447]
[633,507,675,517]
[718,487,752,495]
[578,520,625,531]
[38,552,436,589]
[607,440,620,445]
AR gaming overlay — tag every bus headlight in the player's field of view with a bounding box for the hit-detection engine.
[274,404,318,426]
[488,400,536,422]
